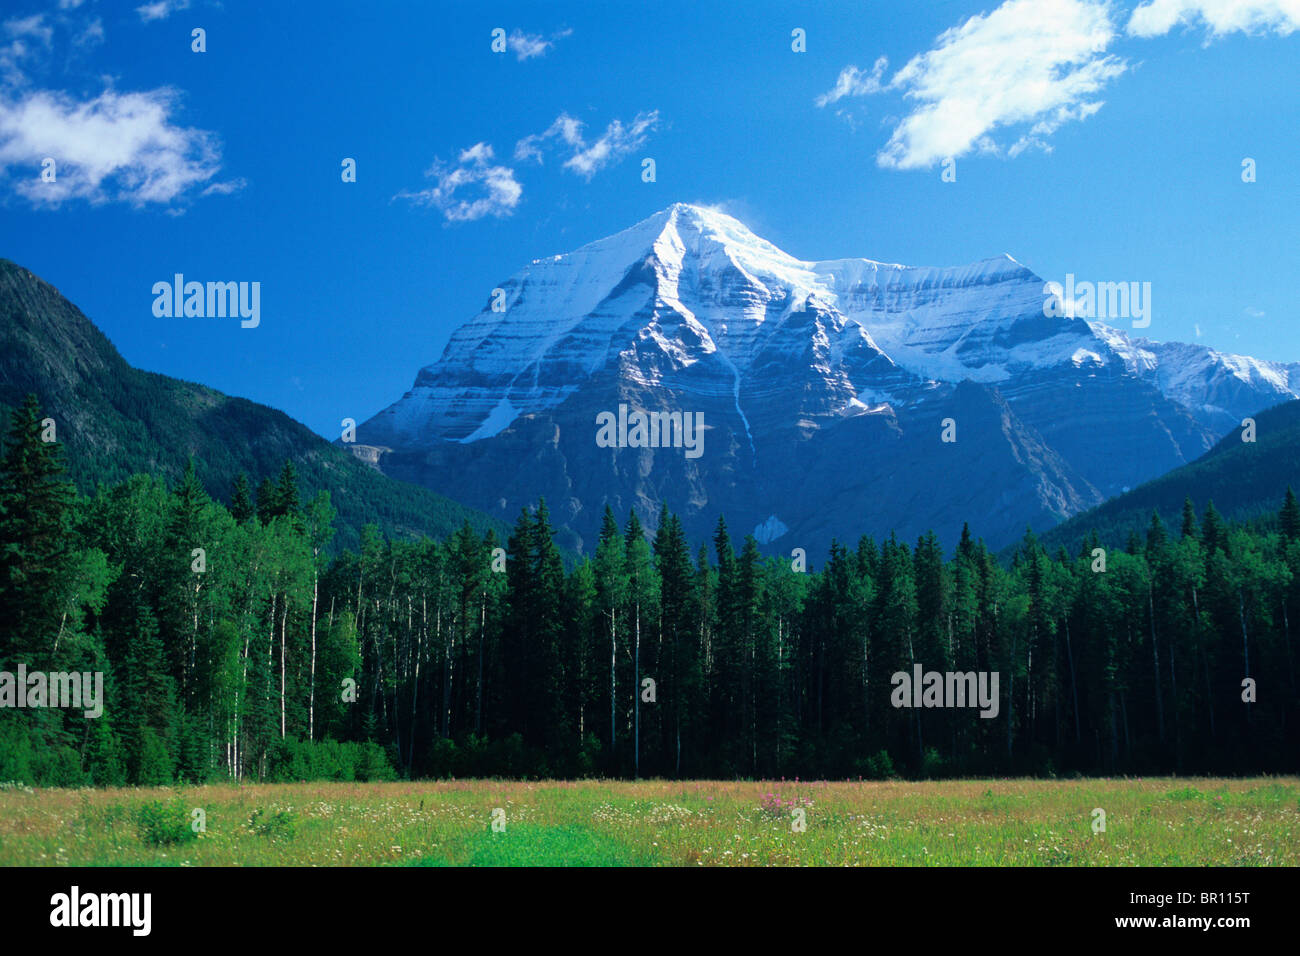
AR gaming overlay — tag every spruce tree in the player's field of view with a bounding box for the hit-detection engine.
[1202,501,1227,555]
[1180,497,1200,540]
[0,395,76,662]
[653,509,697,775]
[1147,511,1169,552]
[274,460,301,521]
[594,506,627,763]
[624,510,657,777]
[1280,487,1300,543]
[255,477,277,525]
[230,473,254,524]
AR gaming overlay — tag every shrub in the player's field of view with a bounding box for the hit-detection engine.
[356,741,397,781]
[426,737,459,779]
[920,747,946,779]
[0,721,35,783]
[248,807,296,840]
[135,728,174,786]
[863,749,898,780]
[264,738,396,782]
[136,798,197,846]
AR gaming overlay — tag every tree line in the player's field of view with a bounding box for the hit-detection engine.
[1,395,1296,785]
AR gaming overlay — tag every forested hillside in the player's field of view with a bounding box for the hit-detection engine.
[1035,399,1300,556]
[2,396,1296,785]
[0,260,506,553]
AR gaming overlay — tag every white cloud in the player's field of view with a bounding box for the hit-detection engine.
[201,177,245,196]
[514,113,584,163]
[136,0,192,23]
[820,0,1126,170]
[4,15,53,47]
[396,142,522,222]
[72,17,104,48]
[1128,0,1300,38]
[1,14,54,85]
[0,87,223,206]
[507,27,572,61]
[815,57,888,107]
[515,110,659,180]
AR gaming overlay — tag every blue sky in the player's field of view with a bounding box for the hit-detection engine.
[2,0,1297,438]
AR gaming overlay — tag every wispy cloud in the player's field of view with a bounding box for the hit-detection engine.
[515,110,659,180]
[0,88,224,206]
[1127,0,1300,38]
[136,0,192,23]
[4,14,53,47]
[396,142,522,222]
[71,17,104,48]
[2,13,54,85]
[506,27,572,61]
[816,57,888,107]
[818,0,1125,170]
[201,176,245,197]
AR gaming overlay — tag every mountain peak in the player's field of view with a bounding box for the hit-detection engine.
[630,202,776,254]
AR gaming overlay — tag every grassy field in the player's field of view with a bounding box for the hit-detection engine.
[1,777,1297,866]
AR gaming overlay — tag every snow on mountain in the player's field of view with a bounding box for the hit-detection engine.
[362,203,898,448]
[367,203,1294,448]
[355,204,1297,552]
[1088,325,1299,431]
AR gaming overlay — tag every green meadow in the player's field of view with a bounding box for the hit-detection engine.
[1,777,1297,866]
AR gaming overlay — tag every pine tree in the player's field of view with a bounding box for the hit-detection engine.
[230,473,254,524]
[1180,497,1200,541]
[0,395,76,662]
[529,500,567,757]
[1147,511,1169,552]
[1202,501,1227,556]
[274,460,301,521]
[1280,487,1300,543]
[594,506,627,765]
[654,509,697,775]
[624,510,658,777]
[255,477,277,525]
[118,604,177,782]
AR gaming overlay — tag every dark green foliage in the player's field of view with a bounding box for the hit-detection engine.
[230,473,254,524]
[1281,487,1300,542]
[0,260,508,555]
[247,807,297,839]
[0,394,76,663]
[0,394,1295,784]
[1037,399,1300,556]
[136,798,196,846]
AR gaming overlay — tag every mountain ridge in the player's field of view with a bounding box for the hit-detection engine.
[1031,398,1300,557]
[0,258,509,552]
[354,204,1297,553]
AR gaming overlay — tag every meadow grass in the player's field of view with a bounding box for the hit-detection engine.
[0,777,1296,866]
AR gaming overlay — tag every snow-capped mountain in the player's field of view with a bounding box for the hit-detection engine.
[356,203,1297,553]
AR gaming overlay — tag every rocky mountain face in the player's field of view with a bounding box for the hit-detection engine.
[355,204,1298,554]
